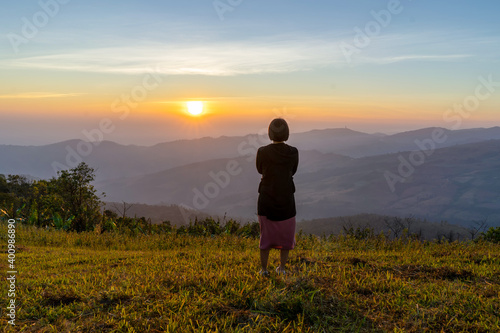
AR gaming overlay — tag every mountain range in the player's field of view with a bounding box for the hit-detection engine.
[1,126,499,228]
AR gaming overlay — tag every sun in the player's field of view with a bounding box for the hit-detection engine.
[186,101,204,116]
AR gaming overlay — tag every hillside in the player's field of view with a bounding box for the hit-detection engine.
[1,127,500,228]
[96,140,500,228]
[296,139,500,226]
[0,137,250,180]
[2,223,499,332]
[96,149,352,216]
[328,127,500,157]
[2,127,500,179]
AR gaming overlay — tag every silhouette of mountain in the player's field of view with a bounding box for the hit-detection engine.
[96,150,352,218]
[1,127,499,227]
[329,127,500,157]
[289,128,382,153]
[0,136,260,180]
[96,140,500,228]
[2,127,499,179]
[295,139,500,227]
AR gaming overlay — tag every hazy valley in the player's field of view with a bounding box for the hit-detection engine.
[2,126,500,230]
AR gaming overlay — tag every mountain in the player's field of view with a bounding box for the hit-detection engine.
[96,150,353,218]
[297,139,500,226]
[327,127,500,157]
[288,128,383,154]
[96,140,500,228]
[0,130,362,180]
[2,127,500,180]
[2,127,500,228]
[0,136,261,180]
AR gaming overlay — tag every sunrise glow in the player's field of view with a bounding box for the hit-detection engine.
[186,101,204,116]
[0,1,499,146]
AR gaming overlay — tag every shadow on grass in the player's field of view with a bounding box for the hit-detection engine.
[212,276,383,332]
[390,264,475,281]
[42,290,82,306]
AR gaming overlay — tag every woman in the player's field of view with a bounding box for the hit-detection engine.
[256,118,299,276]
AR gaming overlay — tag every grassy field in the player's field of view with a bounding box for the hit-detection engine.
[1,223,499,332]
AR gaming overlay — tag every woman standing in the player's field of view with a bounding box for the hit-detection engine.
[257,118,299,276]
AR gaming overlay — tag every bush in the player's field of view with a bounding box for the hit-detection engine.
[0,163,103,232]
[342,225,375,240]
[482,226,500,243]
[177,218,259,238]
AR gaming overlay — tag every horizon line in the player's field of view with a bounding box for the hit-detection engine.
[2,125,499,148]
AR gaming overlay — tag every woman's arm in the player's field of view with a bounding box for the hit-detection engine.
[292,149,299,175]
[256,147,264,174]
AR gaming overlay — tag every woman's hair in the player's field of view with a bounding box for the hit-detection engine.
[268,118,289,142]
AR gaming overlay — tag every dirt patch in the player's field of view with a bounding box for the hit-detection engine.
[347,257,368,266]
[98,293,133,306]
[42,290,81,306]
[391,264,474,281]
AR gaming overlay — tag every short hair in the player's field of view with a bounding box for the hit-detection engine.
[268,118,289,142]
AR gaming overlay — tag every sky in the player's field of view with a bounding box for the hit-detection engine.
[1,0,499,145]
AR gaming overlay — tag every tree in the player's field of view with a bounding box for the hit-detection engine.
[111,201,134,219]
[0,174,9,193]
[482,226,500,243]
[0,175,31,219]
[384,216,405,239]
[29,179,58,227]
[55,162,103,232]
[403,215,415,235]
[0,175,15,219]
[467,219,489,240]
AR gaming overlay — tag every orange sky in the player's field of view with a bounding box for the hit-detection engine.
[1,1,499,145]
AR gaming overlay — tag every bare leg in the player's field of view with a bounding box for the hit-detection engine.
[260,249,270,272]
[279,249,290,272]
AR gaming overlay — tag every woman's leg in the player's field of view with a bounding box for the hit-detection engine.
[260,249,270,271]
[279,249,289,272]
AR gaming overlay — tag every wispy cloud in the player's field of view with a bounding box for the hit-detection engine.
[4,38,340,76]
[2,32,495,76]
[0,92,85,99]
[359,54,473,65]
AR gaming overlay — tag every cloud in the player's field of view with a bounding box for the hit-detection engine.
[358,54,473,65]
[0,92,85,99]
[3,32,496,76]
[4,37,340,76]
[337,31,497,65]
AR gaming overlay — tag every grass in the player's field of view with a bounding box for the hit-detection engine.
[1,224,499,332]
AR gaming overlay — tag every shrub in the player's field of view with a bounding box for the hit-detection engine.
[482,226,500,243]
[342,225,375,240]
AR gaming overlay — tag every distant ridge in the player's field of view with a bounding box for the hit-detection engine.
[96,139,500,227]
[1,126,500,227]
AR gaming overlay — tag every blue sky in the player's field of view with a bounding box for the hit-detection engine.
[1,0,499,145]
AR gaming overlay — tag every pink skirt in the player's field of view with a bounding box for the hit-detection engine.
[258,215,296,250]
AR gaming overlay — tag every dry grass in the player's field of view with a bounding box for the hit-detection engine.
[0,224,499,332]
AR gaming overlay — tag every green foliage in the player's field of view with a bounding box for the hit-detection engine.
[0,162,103,232]
[0,175,28,219]
[167,218,259,238]
[342,225,375,240]
[0,174,8,192]
[178,217,259,238]
[482,226,500,243]
[56,162,102,232]
[52,212,74,231]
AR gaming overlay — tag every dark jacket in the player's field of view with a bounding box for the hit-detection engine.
[256,143,299,221]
